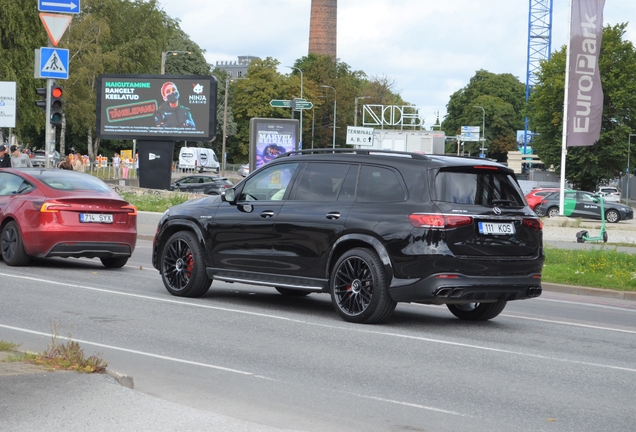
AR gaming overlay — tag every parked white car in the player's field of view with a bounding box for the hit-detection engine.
[237,164,250,177]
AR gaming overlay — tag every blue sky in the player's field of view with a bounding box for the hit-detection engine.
[159,0,636,128]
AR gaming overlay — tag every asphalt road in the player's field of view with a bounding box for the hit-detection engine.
[1,229,635,431]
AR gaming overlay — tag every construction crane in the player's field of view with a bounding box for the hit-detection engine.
[523,0,553,154]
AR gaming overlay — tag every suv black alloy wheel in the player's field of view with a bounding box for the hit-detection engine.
[161,231,211,297]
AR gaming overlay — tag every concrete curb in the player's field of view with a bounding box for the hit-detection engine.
[107,370,134,389]
[542,282,636,301]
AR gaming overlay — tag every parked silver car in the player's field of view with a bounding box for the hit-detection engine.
[31,150,61,168]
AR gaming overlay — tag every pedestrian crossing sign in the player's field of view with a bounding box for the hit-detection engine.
[39,47,69,79]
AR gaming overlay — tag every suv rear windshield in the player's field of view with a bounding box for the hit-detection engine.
[435,170,525,206]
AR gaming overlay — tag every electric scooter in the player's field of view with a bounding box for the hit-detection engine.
[575,194,608,243]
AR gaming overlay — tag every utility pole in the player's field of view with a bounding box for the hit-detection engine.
[222,78,229,176]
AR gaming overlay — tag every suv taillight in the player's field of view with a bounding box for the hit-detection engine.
[522,218,542,231]
[409,214,473,229]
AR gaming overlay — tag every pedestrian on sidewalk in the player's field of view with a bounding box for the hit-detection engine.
[113,153,121,179]
[0,145,12,168]
[10,145,32,168]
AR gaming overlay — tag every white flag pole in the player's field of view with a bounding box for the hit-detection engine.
[559,0,574,215]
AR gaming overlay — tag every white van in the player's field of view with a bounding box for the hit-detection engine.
[178,146,220,173]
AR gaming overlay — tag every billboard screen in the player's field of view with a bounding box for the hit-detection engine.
[249,118,299,170]
[96,74,217,141]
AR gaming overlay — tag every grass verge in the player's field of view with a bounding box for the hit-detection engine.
[543,247,636,290]
[0,341,20,352]
[1,323,107,373]
[120,191,190,212]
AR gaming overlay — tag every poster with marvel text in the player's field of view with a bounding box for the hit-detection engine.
[249,118,299,171]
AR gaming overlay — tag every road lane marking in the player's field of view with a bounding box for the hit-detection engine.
[2,272,635,375]
[0,272,294,321]
[537,297,636,311]
[501,313,636,334]
[0,323,253,376]
[351,393,463,416]
[0,322,465,417]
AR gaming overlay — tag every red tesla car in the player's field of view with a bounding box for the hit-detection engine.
[0,168,137,267]
[525,188,560,214]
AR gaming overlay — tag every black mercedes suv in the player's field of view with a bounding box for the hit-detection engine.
[152,149,544,324]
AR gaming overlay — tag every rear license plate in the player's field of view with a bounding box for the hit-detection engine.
[80,213,113,223]
[478,222,515,235]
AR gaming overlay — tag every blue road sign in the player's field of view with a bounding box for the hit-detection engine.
[39,0,81,14]
[39,47,69,79]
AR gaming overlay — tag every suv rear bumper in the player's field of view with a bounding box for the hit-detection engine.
[388,273,542,304]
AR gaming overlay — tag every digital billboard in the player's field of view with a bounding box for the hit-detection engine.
[96,74,217,141]
[249,118,299,170]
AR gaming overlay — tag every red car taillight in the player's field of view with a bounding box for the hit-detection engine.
[38,202,71,213]
[122,205,137,216]
[408,214,473,229]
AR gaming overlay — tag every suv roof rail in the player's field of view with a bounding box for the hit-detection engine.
[278,148,430,160]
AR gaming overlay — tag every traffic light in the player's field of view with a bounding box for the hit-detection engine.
[50,85,64,125]
[35,87,47,111]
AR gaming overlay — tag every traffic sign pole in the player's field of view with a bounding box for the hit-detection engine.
[45,78,54,168]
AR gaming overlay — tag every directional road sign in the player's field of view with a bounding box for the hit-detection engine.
[39,47,69,79]
[270,99,291,108]
[291,98,313,110]
[39,0,81,14]
[460,125,480,142]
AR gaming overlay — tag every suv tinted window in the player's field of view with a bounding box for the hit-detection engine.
[357,166,404,202]
[435,170,524,206]
[292,163,348,202]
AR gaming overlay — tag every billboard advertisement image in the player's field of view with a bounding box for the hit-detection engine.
[249,118,299,170]
[96,74,217,141]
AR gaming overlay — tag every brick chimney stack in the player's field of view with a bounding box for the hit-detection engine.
[308,0,337,58]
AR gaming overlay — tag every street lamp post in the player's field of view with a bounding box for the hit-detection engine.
[321,85,337,148]
[473,106,486,156]
[221,77,247,175]
[628,134,635,207]
[354,96,371,127]
[222,78,230,176]
[161,50,191,75]
[286,66,303,148]
[311,105,315,149]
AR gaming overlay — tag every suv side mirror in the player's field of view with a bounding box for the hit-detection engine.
[223,188,236,203]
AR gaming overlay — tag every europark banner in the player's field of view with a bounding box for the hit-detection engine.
[565,0,605,147]
[96,74,217,141]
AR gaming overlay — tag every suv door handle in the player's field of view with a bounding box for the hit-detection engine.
[326,212,340,220]
[261,210,275,218]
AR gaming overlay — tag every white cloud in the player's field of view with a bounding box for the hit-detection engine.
[159,0,636,128]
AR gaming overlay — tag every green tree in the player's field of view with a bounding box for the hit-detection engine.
[59,0,222,162]
[293,54,407,148]
[442,70,525,160]
[226,57,297,161]
[0,0,48,146]
[528,24,636,191]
